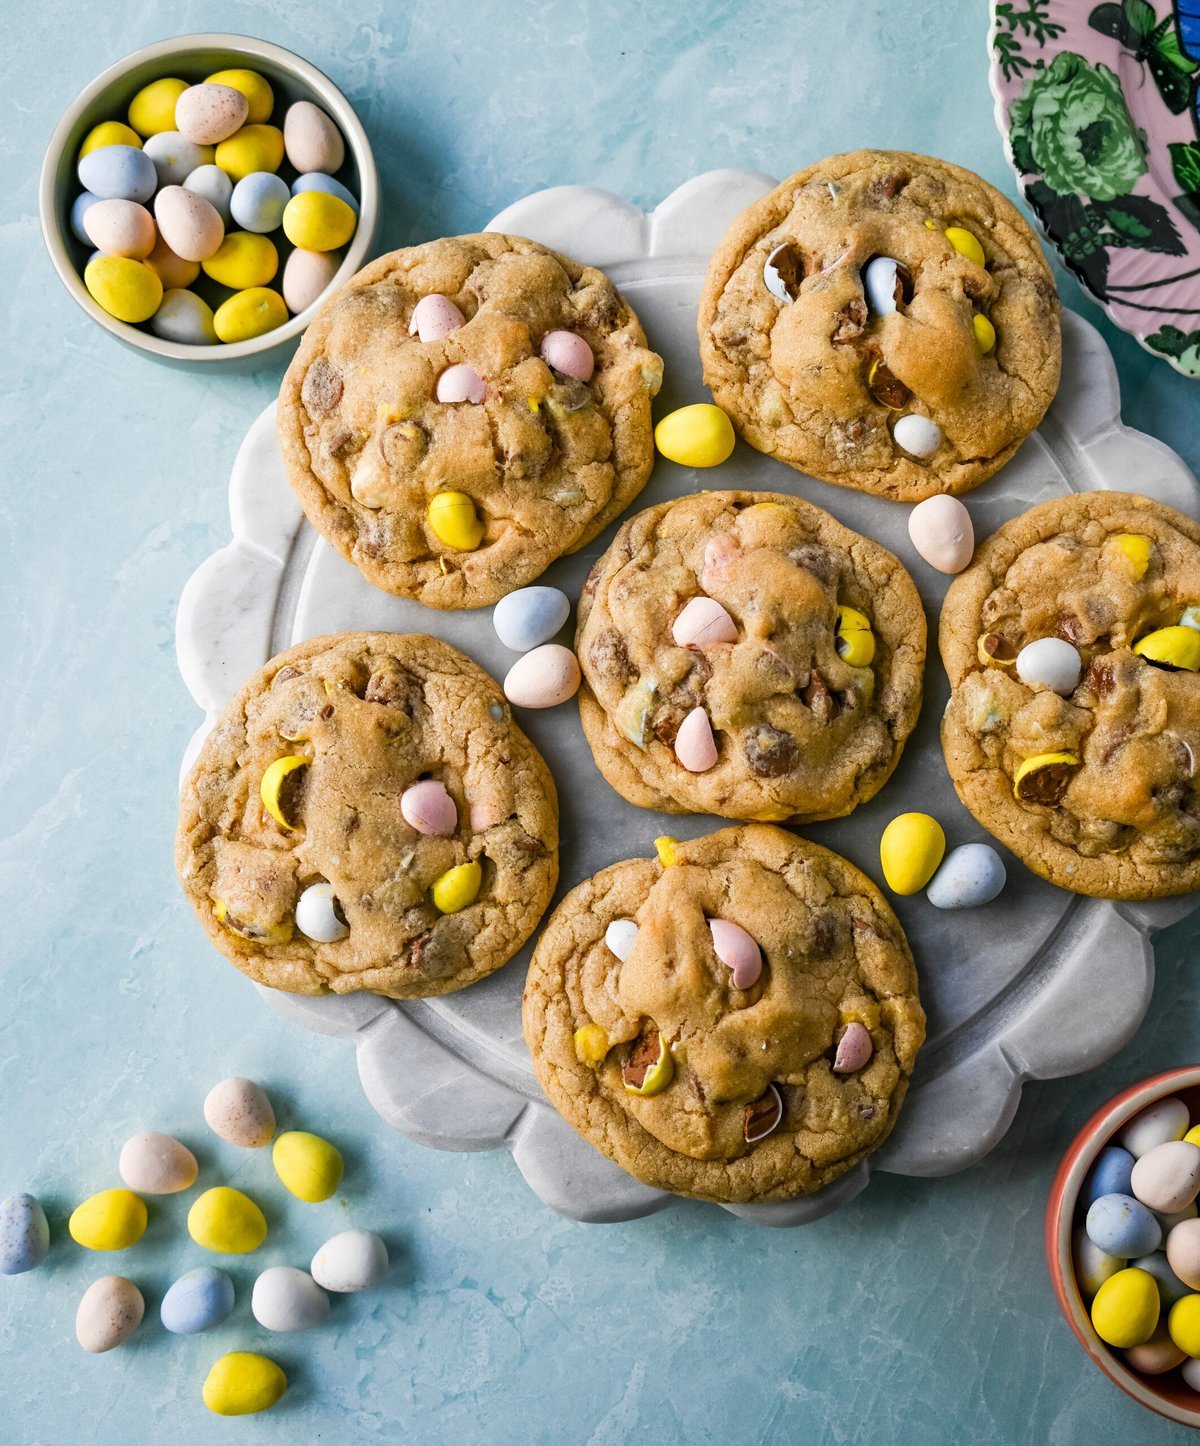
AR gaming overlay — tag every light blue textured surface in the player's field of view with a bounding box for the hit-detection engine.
[3,2,1200,1442]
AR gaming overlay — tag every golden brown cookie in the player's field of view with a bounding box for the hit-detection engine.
[176,632,558,997]
[699,150,1061,500]
[277,235,663,609]
[523,825,925,1203]
[575,491,926,822]
[940,492,1200,897]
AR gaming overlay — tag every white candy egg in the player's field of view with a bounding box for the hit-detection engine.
[310,1229,389,1293]
[143,131,213,187]
[503,645,581,708]
[295,882,349,943]
[604,918,639,961]
[251,1266,330,1332]
[1016,637,1082,695]
[118,1131,198,1194]
[183,164,233,225]
[1119,1096,1191,1158]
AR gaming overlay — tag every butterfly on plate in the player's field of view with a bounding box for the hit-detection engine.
[1089,0,1199,114]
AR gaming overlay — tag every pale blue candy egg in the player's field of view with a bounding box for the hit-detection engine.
[1072,1225,1121,1297]
[925,843,1005,909]
[230,171,291,234]
[71,191,99,245]
[1083,1145,1136,1208]
[494,586,571,652]
[291,171,359,214]
[150,289,218,346]
[183,164,233,225]
[1132,1250,1192,1307]
[160,1266,235,1333]
[1086,1192,1162,1258]
[0,1193,50,1275]
[143,131,213,188]
[77,145,156,204]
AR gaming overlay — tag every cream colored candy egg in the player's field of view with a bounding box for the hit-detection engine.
[907,494,974,573]
[76,1276,144,1353]
[282,247,340,314]
[82,198,156,259]
[503,644,581,708]
[283,100,346,174]
[151,289,218,346]
[118,1131,198,1194]
[204,1076,276,1147]
[154,185,224,262]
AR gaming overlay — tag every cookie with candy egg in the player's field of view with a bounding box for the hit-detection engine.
[175,632,558,997]
[940,491,1200,897]
[575,490,926,823]
[698,149,1061,500]
[522,825,926,1203]
[276,234,664,609]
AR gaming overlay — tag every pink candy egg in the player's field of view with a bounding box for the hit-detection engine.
[175,83,248,145]
[701,534,740,590]
[400,780,457,837]
[907,495,975,574]
[410,294,465,342]
[436,363,487,404]
[503,645,581,709]
[674,707,718,772]
[539,330,594,381]
[82,199,156,259]
[153,185,224,262]
[833,1022,874,1074]
[707,918,762,989]
[672,596,738,648]
[1133,1140,1200,1214]
[283,248,340,314]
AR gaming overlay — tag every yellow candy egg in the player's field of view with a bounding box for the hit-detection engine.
[428,491,484,550]
[1106,532,1152,579]
[127,77,189,137]
[1133,625,1200,672]
[214,288,289,344]
[1186,1125,1200,1148]
[654,836,679,867]
[1170,1295,1200,1357]
[879,812,945,895]
[1091,1267,1159,1348]
[259,754,308,829]
[835,605,876,667]
[281,191,357,253]
[79,120,142,158]
[1013,751,1079,803]
[654,403,736,468]
[187,1186,267,1253]
[83,256,163,324]
[202,231,279,290]
[573,1024,609,1066]
[203,1352,287,1416]
[68,1188,147,1251]
[945,226,986,266]
[272,1131,344,1203]
[972,314,996,354]
[431,860,483,914]
[214,124,285,182]
[205,68,274,124]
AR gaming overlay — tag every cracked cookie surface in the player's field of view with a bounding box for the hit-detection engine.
[176,632,558,997]
[522,825,925,1203]
[277,234,663,609]
[940,493,1200,897]
[699,150,1060,501]
[575,491,926,822]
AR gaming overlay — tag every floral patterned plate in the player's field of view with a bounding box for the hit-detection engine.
[989,0,1200,375]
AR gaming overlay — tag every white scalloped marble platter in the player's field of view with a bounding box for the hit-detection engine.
[177,170,1200,1227]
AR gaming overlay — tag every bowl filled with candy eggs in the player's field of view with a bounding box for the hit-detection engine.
[1046,1066,1200,1428]
[39,33,378,367]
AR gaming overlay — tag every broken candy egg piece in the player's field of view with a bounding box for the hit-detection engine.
[294,882,349,943]
[1133,626,1200,672]
[834,606,875,667]
[435,363,486,404]
[674,706,718,772]
[708,918,763,990]
[763,242,804,301]
[259,755,308,830]
[621,1027,673,1096]
[863,255,911,317]
[672,595,738,648]
[1012,751,1079,804]
[605,918,638,961]
[539,329,594,381]
[400,779,457,837]
[743,1085,783,1143]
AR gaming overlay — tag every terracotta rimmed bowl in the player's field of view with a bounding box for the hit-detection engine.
[1046,1065,1200,1429]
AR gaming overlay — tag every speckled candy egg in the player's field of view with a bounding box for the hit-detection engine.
[1132,1140,1200,1214]
[291,171,359,213]
[493,586,571,651]
[310,1229,389,1292]
[283,100,345,174]
[925,844,1006,909]
[161,1266,235,1334]
[282,248,340,314]
[251,1266,330,1331]
[82,198,156,260]
[174,83,249,145]
[1086,1192,1162,1258]
[183,163,233,224]
[907,494,974,573]
[118,1131,198,1194]
[151,289,217,345]
[76,1276,144,1353]
[503,644,581,708]
[78,144,157,203]
[204,1077,276,1147]
[142,131,213,187]
[154,185,224,263]
[0,1193,49,1275]
[231,172,291,234]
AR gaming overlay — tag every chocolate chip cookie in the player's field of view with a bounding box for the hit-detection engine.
[277,235,664,609]
[699,150,1061,501]
[176,633,558,997]
[940,493,1200,897]
[523,825,926,1203]
[575,491,926,822]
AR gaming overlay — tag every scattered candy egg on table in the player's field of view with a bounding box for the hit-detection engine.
[1090,1267,1159,1348]
[503,644,581,708]
[231,171,291,233]
[154,185,224,262]
[1168,1218,1200,1290]
[0,1193,49,1275]
[311,1229,389,1292]
[925,843,1005,909]
[81,197,156,259]
[187,1186,268,1253]
[674,706,719,772]
[76,1276,144,1353]
[1131,1140,1200,1214]
[128,77,189,137]
[1086,1192,1162,1258]
[1016,637,1082,695]
[410,293,464,341]
[175,83,249,145]
[494,586,571,651]
[142,131,213,187]
[206,68,274,124]
[879,812,945,895]
[204,1077,276,1147]
[251,1265,330,1332]
[540,329,594,381]
[1125,1321,1186,1374]
[273,1131,344,1203]
[161,1266,235,1334]
[117,1131,198,1194]
[1073,1226,1121,1296]
[654,403,736,468]
[1083,1145,1136,1208]
[400,779,457,836]
[151,288,217,345]
[215,123,285,182]
[1120,1097,1191,1157]
[604,918,639,962]
[79,120,143,157]
[707,918,762,990]
[431,860,483,915]
[183,163,233,224]
[203,1352,287,1416]
[292,170,359,213]
[436,363,487,405]
[69,1188,147,1251]
[295,881,350,942]
[214,287,289,343]
[78,144,157,203]
[907,494,974,573]
[892,413,942,460]
[282,247,340,314]
[672,595,738,648]
[284,100,346,173]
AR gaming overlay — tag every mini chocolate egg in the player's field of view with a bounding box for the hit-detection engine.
[283,100,345,174]
[231,172,291,234]
[0,1193,49,1275]
[151,289,218,345]
[604,919,639,962]
[79,120,143,158]
[410,293,465,342]
[70,191,100,245]
[69,1188,148,1251]
[252,1266,330,1332]
[892,413,942,460]
[311,1229,389,1293]
[77,144,157,204]
[708,918,762,989]
[295,882,349,943]
[1120,1097,1191,1158]
[907,494,974,573]
[400,780,457,836]
[1091,1267,1159,1348]
[1132,1140,1200,1214]
[503,644,581,708]
[833,1022,874,1074]
[1073,1225,1121,1297]
[82,198,156,260]
[127,77,189,137]
[674,706,718,772]
[204,1077,276,1148]
[84,256,163,323]
[175,83,249,145]
[436,362,487,404]
[431,861,482,915]
[154,185,224,263]
[863,255,909,316]
[205,68,274,124]
[214,288,288,344]
[672,596,738,648]
[203,1352,287,1417]
[1168,1218,1200,1289]
[654,404,735,468]
[281,191,356,252]
[1134,1251,1193,1307]
[202,231,278,289]
[188,1187,267,1254]
[76,1276,144,1353]
[879,812,945,895]
[540,330,594,381]
[161,1266,235,1334]
[1125,1321,1186,1375]
[291,171,359,213]
[1170,1295,1200,1357]
[1016,638,1082,695]
[282,248,340,314]
[1187,1356,1200,1390]
[1083,1145,1136,1208]
[214,124,285,183]
[273,1131,343,1203]
[118,1131,198,1194]
[925,843,1006,909]
[493,586,570,651]
[1087,1192,1162,1257]
[142,131,213,187]
[144,233,200,290]
[183,163,233,224]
